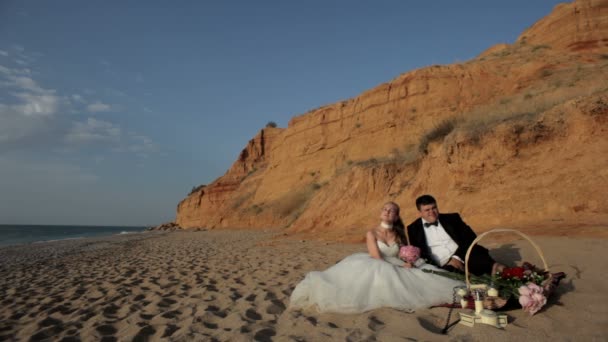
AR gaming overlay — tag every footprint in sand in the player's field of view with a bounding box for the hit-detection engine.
[30,326,65,341]
[102,304,120,318]
[161,310,181,319]
[305,316,317,326]
[157,297,177,308]
[139,313,155,320]
[265,300,286,315]
[204,284,219,292]
[78,309,96,322]
[39,317,63,328]
[253,328,276,342]
[162,324,179,338]
[230,289,243,301]
[416,315,445,335]
[95,324,117,336]
[245,308,262,321]
[367,315,384,332]
[205,305,228,318]
[133,325,156,341]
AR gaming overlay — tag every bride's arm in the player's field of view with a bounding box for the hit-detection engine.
[366,231,382,260]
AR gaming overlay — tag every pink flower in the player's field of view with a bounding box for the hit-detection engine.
[518,284,547,315]
[399,245,421,264]
[519,293,531,307]
[527,283,543,294]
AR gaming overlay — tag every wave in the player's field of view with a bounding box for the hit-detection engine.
[117,231,139,235]
[33,237,85,244]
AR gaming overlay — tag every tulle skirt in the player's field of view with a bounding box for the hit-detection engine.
[289,253,464,313]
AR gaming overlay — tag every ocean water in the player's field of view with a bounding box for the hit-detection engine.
[0,224,147,247]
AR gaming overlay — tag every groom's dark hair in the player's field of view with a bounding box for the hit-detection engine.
[415,194,437,210]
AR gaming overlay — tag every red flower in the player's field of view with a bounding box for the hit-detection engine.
[501,267,525,279]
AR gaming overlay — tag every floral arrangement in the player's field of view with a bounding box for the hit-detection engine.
[496,262,554,315]
[398,245,421,264]
[424,262,565,315]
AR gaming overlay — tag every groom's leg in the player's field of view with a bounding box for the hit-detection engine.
[441,264,463,274]
[469,247,496,276]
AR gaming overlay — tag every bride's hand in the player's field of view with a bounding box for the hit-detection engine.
[402,262,413,268]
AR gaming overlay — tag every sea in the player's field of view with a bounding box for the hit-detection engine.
[0,224,147,248]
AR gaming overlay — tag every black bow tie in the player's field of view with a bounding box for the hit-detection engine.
[424,221,439,228]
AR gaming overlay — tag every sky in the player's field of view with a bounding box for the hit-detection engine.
[0,1,566,226]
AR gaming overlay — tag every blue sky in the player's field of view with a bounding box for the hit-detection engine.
[0,1,565,226]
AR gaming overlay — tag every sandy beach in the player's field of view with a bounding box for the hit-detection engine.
[1,229,607,341]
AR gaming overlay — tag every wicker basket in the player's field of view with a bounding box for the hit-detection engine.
[463,228,550,310]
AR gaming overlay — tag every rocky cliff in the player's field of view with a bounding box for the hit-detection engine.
[176,0,608,241]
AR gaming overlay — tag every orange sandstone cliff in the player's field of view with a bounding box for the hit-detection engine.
[177,0,608,241]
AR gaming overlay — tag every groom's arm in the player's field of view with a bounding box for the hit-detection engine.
[452,214,479,260]
[407,221,436,265]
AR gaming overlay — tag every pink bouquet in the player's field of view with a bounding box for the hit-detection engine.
[518,283,547,315]
[399,245,421,264]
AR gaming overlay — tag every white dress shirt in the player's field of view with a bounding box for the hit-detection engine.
[422,218,459,266]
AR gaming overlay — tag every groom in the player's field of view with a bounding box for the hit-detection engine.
[406,195,501,276]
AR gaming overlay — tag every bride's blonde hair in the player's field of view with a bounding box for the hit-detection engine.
[383,201,408,245]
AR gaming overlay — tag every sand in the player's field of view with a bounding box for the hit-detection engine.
[0,229,607,341]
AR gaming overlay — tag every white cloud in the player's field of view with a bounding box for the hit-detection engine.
[12,76,46,93]
[87,101,111,112]
[12,92,59,116]
[0,63,62,146]
[0,65,32,76]
[0,105,53,145]
[65,118,121,144]
[0,57,157,161]
[0,50,8,57]
[0,66,60,117]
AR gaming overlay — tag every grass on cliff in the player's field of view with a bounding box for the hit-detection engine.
[459,71,607,143]
[418,118,459,154]
[349,62,607,172]
[188,184,206,195]
[231,191,255,209]
[272,183,322,221]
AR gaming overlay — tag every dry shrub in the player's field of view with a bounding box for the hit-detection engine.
[272,184,320,219]
[231,191,254,209]
[457,72,607,142]
[418,118,459,153]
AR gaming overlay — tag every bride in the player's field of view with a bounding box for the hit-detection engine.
[289,201,464,313]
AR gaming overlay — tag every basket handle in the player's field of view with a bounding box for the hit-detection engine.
[464,228,549,288]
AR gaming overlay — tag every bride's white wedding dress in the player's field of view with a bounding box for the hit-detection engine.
[289,241,464,313]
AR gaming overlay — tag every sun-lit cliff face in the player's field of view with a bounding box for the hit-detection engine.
[176,0,608,241]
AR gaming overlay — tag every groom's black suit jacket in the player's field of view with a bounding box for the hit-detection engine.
[406,213,494,276]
